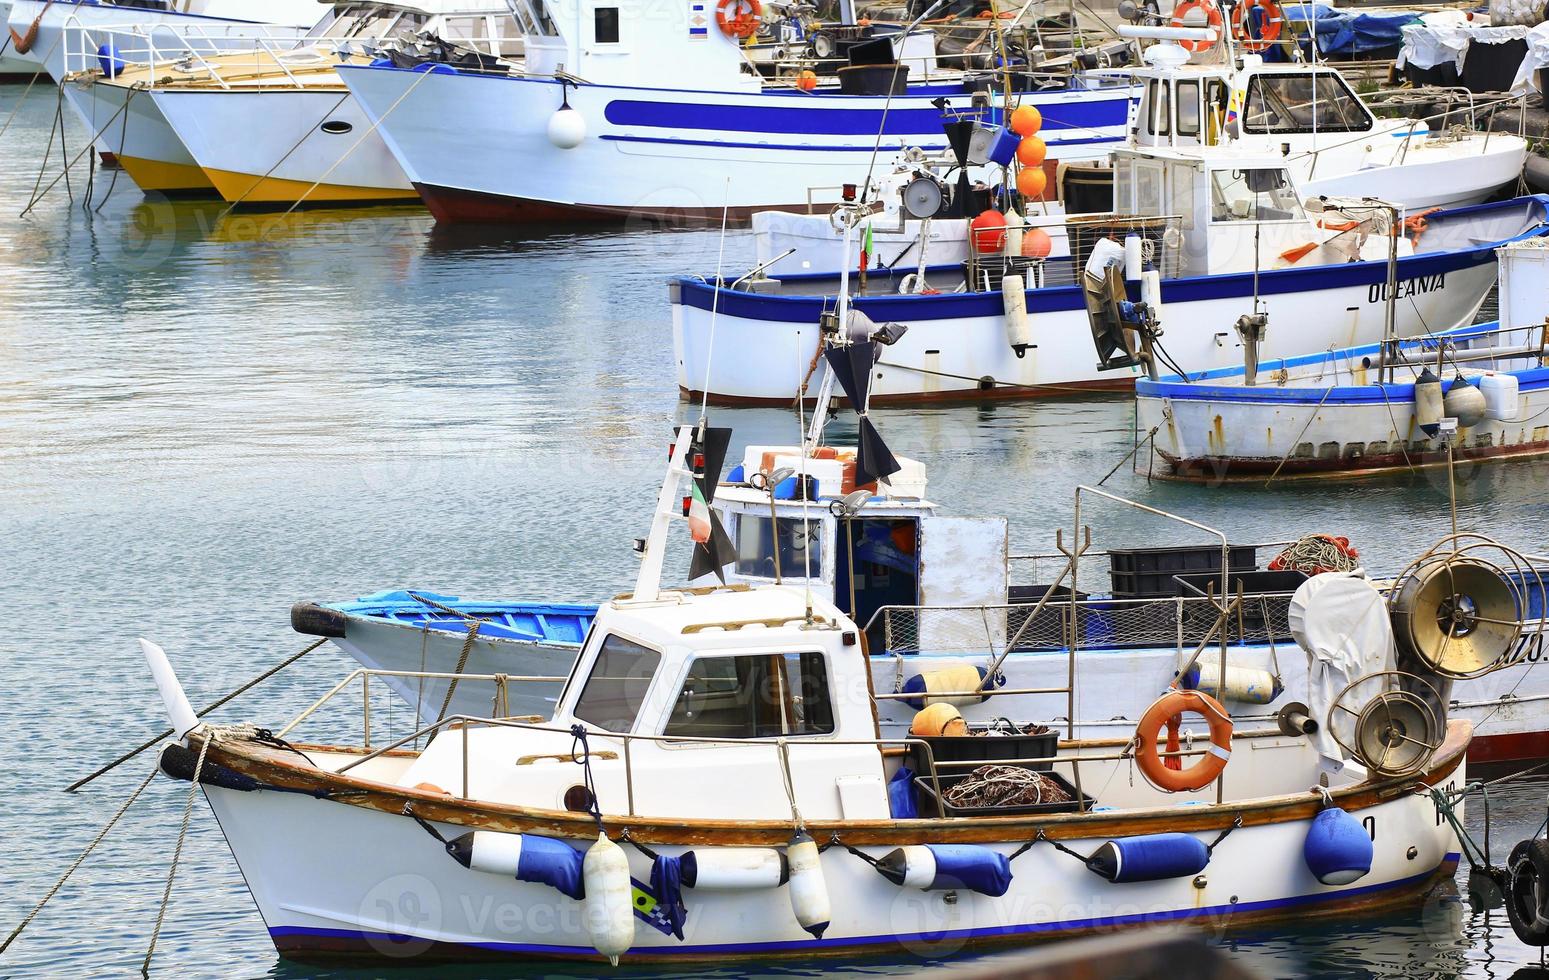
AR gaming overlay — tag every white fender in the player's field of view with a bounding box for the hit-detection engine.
[682,847,787,889]
[548,107,586,149]
[1002,273,1030,356]
[786,831,831,939]
[140,639,199,738]
[582,833,634,964]
[464,831,523,877]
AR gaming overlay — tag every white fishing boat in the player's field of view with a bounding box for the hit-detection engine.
[56,4,520,200]
[1138,236,1549,481]
[6,0,318,81]
[139,424,1487,965]
[752,38,1529,277]
[0,0,39,77]
[673,152,1549,406]
[331,0,1136,223]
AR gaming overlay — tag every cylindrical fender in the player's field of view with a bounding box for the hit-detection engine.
[682,847,788,889]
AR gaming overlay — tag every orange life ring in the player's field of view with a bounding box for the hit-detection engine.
[1169,0,1223,53]
[716,0,762,38]
[1233,0,1284,52]
[1135,690,1232,792]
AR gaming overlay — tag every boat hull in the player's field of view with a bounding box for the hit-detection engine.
[151,87,417,205]
[672,241,1505,405]
[62,78,213,194]
[194,730,1464,964]
[337,64,1134,225]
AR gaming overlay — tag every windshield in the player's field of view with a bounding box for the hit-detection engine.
[735,514,824,580]
[1241,72,1372,134]
[572,634,661,732]
[309,6,431,41]
[664,652,835,739]
[1210,168,1300,222]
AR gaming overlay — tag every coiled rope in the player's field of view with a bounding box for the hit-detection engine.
[1270,535,1360,575]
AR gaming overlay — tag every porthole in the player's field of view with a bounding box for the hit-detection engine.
[320,120,353,135]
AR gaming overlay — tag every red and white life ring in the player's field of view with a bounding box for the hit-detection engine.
[1234,0,1285,52]
[1169,0,1223,53]
[1135,690,1233,792]
[716,0,762,38]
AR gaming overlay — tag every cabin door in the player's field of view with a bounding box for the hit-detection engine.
[915,517,1009,656]
[836,517,921,651]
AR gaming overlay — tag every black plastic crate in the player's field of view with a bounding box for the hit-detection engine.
[1108,544,1256,599]
[908,726,1059,779]
[915,768,1093,817]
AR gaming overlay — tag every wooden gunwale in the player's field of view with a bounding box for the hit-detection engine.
[189,721,1469,848]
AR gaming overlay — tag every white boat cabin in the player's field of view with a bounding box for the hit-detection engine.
[1110,145,1414,277]
[402,584,896,820]
[702,445,1010,649]
[1130,51,1378,153]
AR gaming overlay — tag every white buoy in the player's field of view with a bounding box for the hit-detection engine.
[140,639,199,738]
[547,106,586,149]
[876,845,937,888]
[1186,662,1283,705]
[682,847,787,889]
[1444,373,1487,428]
[1002,274,1031,358]
[452,831,523,876]
[582,833,634,964]
[786,830,831,939]
[1124,234,1143,281]
[1141,269,1162,312]
[1004,209,1024,258]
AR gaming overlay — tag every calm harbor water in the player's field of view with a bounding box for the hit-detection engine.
[5,85,1549,980]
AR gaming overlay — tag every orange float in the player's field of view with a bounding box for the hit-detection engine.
[1022,226,1053,258]
[1169,0,1224,53]
[1016,135,1047,168]
[1016,167,1047,200]
[796,69,817,91]
[1009,104,1042,136]
[716,0,762,38]
[970,209,1008,253]
[1134,689,1232,792]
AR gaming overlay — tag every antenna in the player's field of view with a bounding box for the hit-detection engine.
[700,177,734,420]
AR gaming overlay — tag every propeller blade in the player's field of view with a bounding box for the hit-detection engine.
[856,415,901,485]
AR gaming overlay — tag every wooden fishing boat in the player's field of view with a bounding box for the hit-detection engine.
[140,426,1495,964]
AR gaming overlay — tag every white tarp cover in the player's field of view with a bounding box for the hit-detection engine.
[1289,572,1396,768]
[1512,20,1549,94]
[1396,19,1470,71]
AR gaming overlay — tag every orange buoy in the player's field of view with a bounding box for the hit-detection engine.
[911,702,968,737]
[1134,690,1232,792]
[1022,226,1053,259]
[1015,167,1047,201]
[1015,135,1047,168]
[1169,0,1224,52]
[970,209,1009,253]
[796,69,817,91]
[1009,104,1042,137]
[715,0,762,38]
[414,782,452,795]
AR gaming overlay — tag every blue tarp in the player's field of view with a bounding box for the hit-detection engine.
[1283,4,1420,56]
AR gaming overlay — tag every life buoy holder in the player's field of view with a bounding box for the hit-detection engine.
[1135,690,1232,792]
[1233,0,1284,52]
[1169,0,1223,53]
[716,0,762,38]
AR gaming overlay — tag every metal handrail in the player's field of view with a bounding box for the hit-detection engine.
[276,667,567,741]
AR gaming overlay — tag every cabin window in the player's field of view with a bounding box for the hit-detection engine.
[594,6,621,43]
[509,0,559,36]
[1241,73,1372,135]
[735,514,824,579]
[1205,78,1229,143]
[664,652,836,739]
[1175,80,1201,138]
[573,634,661,732]
[1210,168,1299,222]
[1148,80,1170,137]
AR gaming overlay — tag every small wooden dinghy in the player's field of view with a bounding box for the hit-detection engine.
[141,427,1480,965]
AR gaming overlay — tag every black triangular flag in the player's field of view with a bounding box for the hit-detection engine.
[943,119,974,168]
[823,340,877,410]
[693,426,733,505]
[689,509,735,583]
[856,416,900,486]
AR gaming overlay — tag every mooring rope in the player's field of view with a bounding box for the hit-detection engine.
[141,732,211,976]
[436,618,482,724]
[0,767,158,957]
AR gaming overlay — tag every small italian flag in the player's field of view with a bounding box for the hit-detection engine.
[859,223,873,273]
[688,480,712,543]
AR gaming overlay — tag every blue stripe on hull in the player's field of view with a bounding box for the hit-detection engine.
[601,133,1121,153]
[269,854,1459,959]
[602,98,1133,137]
